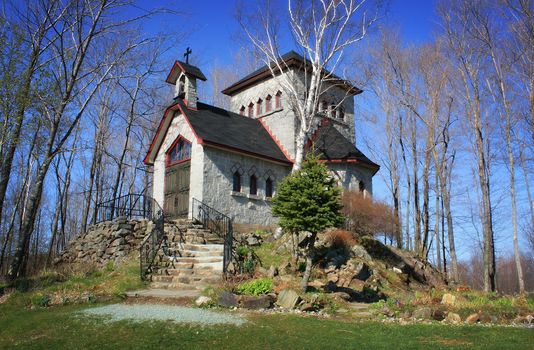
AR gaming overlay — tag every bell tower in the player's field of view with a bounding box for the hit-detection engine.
[165,48,207,109]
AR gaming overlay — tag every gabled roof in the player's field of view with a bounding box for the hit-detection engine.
[222,50,362,96]
[144,101,292,166]
[310,122,379,173]
[166,60,207,85]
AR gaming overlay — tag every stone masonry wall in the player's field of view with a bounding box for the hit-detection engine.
[56,218,151,266]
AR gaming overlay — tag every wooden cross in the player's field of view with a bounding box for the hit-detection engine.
[183,47,192,64]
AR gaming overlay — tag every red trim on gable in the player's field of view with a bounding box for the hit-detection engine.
[143,102,203,165]
[305,117,330,150]
[257,118,295,163]
[165,61,179,84]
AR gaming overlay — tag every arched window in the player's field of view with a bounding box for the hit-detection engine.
[178,75,186,96]
[248,102,254,118]
[265,95,272,112]
[249,175,257,195]
[239,105,245,115]
[321,100,328,113]
[330,104,337,118]
[275,91,282,109]
[166,136,192,166]
[359,181,365,193]
[338,106,345,120]
[256,98,263,116]
[265,178,273,198]
[233,171,241,192]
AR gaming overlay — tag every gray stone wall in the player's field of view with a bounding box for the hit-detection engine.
[56,218,150,265]
[201,146,291,227]
[327,163,375,196]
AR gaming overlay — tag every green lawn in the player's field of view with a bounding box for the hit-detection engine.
[1,303,533,350]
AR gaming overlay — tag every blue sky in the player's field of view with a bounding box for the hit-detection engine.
[129,1,529,261]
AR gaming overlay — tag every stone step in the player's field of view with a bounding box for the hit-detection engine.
[157,267,221,276]
[182,244,224,252]
[164,248,223,257]
[172,256,223,264]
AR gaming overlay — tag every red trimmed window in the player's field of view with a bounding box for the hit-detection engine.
[239,105,245,115]
[275,91,282,109]
[248,103,254,117]
[256,98,263,116]
[265,95,272,112]
[166,136,192,166]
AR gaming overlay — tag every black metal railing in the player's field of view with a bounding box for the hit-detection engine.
[191,198,233,274]
[95,193,154,223]
[139,199,165,280]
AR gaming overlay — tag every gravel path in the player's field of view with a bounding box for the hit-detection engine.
[81,304,247,326]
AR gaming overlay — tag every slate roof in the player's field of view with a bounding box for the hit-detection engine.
[166,60,207,84]
[182,101,291,164]
[222,50,362,96]
[311,122,379,169]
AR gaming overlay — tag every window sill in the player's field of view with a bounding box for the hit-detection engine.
[264,196,273,202]
[247,194,262,200]
[230,191,247,197]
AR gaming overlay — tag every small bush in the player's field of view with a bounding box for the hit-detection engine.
[325,229,357,248]
[236,278,273,296]
[342,191,398,240]
[31,294,50,307]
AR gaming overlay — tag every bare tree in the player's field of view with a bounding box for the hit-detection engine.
[238,0,379,169]
[440,0,497,291]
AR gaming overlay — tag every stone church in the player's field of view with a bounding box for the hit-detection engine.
[144,51,379,229]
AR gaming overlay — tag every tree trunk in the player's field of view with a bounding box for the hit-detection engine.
[300,233,316,292]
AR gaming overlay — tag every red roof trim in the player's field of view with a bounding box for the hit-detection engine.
[165,61,179,84]
[143,102,203,165]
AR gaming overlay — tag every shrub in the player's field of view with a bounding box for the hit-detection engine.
[342,190,398,240]
[236,278,273,296]
[31,294,50,307]
[325,229,357,248]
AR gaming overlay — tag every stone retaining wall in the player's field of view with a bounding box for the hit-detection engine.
[56,217,152,266]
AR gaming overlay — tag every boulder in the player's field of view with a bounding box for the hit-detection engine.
[446,312,461,323]
[351,245,371,261]
[240,295,271,310]
[441,293,456,306]
[413,307,432,320]
[353,262,372,281]
[195,296,212,307]
[276,289,300,309]
[300,303,319,312]
[246,236,261,247]
[465,313,480,324]
[274,227,284,239]
[267,265,278,278]
[218,292,238,308]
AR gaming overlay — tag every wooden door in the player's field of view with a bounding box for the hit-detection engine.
[164,161,190,218]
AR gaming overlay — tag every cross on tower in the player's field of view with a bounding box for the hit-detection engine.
[183,47,192,64]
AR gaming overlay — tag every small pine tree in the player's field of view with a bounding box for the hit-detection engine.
[272,153,344,291]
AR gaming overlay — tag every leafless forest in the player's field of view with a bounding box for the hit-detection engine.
[0,0,532,294]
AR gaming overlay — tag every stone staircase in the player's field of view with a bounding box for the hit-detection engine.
[148,220,225,290]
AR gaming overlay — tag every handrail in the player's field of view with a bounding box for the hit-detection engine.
[139,198,165,280]
[95,193,155,223]
[191,198,233,274]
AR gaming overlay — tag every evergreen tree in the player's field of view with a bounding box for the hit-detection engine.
[273,153,344,291]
